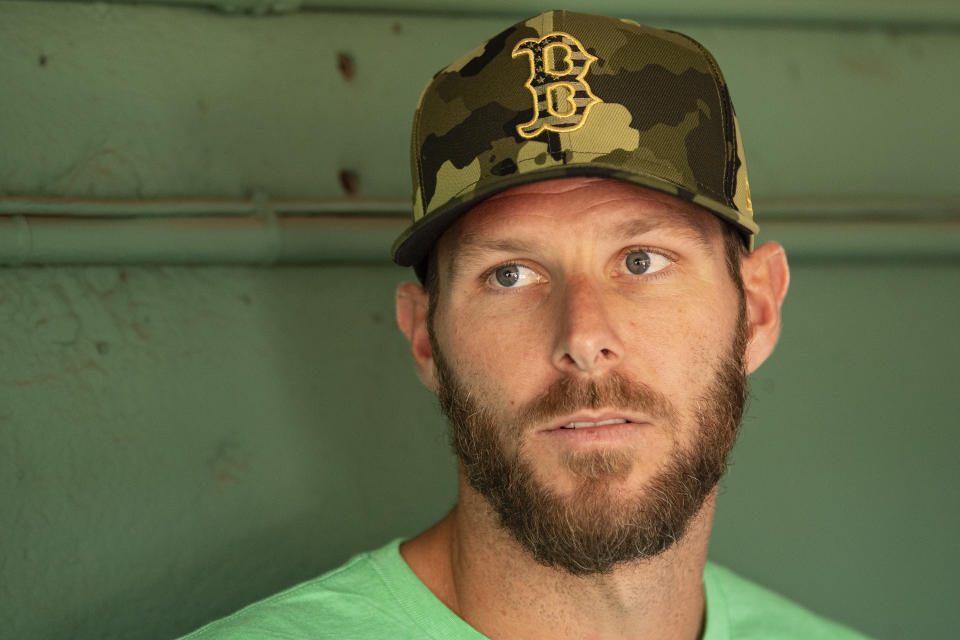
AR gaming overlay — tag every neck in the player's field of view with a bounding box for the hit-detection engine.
[401,475,716,640]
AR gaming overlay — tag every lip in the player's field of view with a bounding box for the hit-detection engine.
[540,411,652,448]
[537,411,653,434]
[542,421,647,446]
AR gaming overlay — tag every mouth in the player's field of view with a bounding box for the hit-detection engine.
[541,414,646,446]
[540,412,650,435]
[558,418,631,430]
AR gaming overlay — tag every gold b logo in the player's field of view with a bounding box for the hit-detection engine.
[512,32,600,139]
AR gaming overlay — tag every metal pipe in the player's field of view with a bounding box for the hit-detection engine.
[1,214,958,266]
[0,196,410,218]
[319,0,960,28]
[0,216,406,265]
[760,221,960,261]
[2,195,956,220]
[1,194,958,265]
[23,0,960,27]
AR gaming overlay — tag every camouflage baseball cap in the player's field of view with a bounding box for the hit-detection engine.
[392,9,758,278]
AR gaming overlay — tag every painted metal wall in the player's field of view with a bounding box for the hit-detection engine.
[1,2,958,639]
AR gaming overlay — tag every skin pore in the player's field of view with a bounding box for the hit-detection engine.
[396,177,790,640]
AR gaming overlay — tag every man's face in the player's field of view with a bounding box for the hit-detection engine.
[427,177,749,575]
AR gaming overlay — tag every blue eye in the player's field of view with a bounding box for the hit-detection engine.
[624,250,671,275]
[626,250,651,274]
[487,264,539,289]
[495,265,520,287]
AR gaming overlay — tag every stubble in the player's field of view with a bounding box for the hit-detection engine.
[432,306,749,576]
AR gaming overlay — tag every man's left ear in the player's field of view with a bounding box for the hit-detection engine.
[741,241,790,374]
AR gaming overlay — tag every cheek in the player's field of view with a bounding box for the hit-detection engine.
[622,301,730,391]
[439,309,550,408]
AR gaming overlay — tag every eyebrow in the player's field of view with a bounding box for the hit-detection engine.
[447,234,537,283]
[610,214,715,253]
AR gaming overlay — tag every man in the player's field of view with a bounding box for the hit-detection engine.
[184,10,868,639]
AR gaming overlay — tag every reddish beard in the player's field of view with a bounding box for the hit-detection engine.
[432,311,748,576]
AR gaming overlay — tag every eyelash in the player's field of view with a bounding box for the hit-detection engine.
[480,246,677,290]
[618,245,677,277]
[481,260,541,291]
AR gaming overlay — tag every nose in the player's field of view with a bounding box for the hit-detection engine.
[551,275,624,375]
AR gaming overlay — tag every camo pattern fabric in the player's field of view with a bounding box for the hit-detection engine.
[392,9,758,269]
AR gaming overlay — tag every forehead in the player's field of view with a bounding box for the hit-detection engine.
[436,177,723,266]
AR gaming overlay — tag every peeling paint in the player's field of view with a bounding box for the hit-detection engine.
[837,55,896,79]
[83,267,121,295]
[208,440,251,494]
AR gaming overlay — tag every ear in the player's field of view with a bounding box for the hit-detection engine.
[740,241,790,374]
[396,281,438,392]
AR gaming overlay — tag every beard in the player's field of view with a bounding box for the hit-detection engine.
[432,305,749,576]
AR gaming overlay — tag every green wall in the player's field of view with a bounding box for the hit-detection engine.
[1,2,958,639]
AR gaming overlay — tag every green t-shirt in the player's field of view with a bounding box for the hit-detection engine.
[182,539,869,639]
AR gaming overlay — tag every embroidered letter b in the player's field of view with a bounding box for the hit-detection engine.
[512,32,600,139]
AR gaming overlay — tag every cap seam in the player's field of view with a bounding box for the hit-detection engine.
[693,42,731,205]
[668,31,733,209]
[411,99,426,219]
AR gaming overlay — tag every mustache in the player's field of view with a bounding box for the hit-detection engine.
[514,370,678,432]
